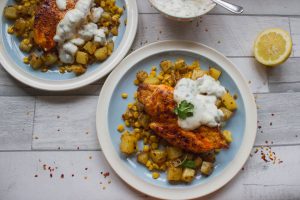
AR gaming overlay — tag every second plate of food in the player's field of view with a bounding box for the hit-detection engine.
[96,41,257,199]
[0,0,138,91]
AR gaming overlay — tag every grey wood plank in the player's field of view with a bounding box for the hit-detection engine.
[255,92,300,146]
[31,92,300,150]
[132,14,290,57]
[0,97,34,150]
[138,0,300,16]
[32,96,100,150]
[0,146,299,200]
[290,18,300,58]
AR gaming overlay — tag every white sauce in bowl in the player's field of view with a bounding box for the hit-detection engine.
[151,0,214,18]
[174,75,226,130]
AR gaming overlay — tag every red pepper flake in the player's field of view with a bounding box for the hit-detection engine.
[279,160,283,164]
[86,132,89,135]
[58,147,61,150]
[100,182,102,184]
[61,174,64,179]
[261,154,268,162]
[34,175,38,178]
[103,172,110,178]
[205,28,208,32]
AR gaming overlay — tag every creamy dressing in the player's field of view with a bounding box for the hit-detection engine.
[174,75,226,130]
[53,0,107,64]
[151,0,213,18]
[56,0,67,11]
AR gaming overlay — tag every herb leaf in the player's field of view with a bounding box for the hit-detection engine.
[174,100,194,120]
[181,160,196,169]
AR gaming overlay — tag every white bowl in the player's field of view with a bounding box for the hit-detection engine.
[149,0,216,21]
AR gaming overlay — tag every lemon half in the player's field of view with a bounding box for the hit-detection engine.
[254,28,292,66]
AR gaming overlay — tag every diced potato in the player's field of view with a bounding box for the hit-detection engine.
[188,60,200,69]
[29,54,43,70]
[181,168,196,183]
[143,77,160,85]
[174,59,185,69]
[194,157,203,168]
[76,51,89,65]
[110,26,118,36]
[160,60,173,72]
[223,130,233,143]
[150,149,167,164]
[191,69,207,80]
[220,107,233,120]
[137,152,149,165]
[166,146,183,160]
[69,64,86,76]
[94,47,108,61]
[167,167,182,182]
[200,161,214,176]
[221,92,238,111]
[120,132,138,155]
[4,6,18,20]
[83,41,98,55]
[107,41,114,55]
[209,67,222,80]
[42,53,58,66]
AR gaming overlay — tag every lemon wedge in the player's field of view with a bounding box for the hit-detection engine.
[254,28,292,66]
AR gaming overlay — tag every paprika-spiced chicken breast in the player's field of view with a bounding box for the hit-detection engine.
[33,0,76,51]
[137,83,229,153]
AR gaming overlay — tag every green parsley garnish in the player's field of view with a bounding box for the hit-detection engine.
[181,160,196,169]
[174,100,194,120]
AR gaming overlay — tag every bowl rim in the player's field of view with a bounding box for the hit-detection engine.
[0,0,138,91]
[148,0,216,21]
[96,40,257,199]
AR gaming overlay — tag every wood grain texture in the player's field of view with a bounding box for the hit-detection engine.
[255,93,300,146]
[0,97,34,150]
[32,96,100,150]
[137,0,300,16]
[290,18,300,57]
[31,92,300,150]
[0,146,299,200]
[132,14,290,57]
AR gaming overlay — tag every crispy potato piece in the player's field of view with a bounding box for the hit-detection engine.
[143,77,160,85]
[221,92,238,111]
[166,146,183,160]
[167,167,182,182]
[120,132,138,155]
[181,168,196,183]
[223,130,233,143]
[94,47,108,61]
[209,67,222,80]
[76,51,89,65]
[200,161,214,176]
[137,152,149,165]
[150,149,167,164]
[220,107,233,121]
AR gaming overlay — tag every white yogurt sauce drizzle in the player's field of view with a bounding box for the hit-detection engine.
[56,0,67,11]
[54,0,106,64]
[151,0,213,18]
[174,75,226,130]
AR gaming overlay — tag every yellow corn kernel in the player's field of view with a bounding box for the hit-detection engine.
[150,71,156,77]
[127,103,133,109]
[151,66,157,71]
[149,135,158,142]
[121,93,128,99]
[152,172,160,179]
[153,163,159,170]
[117,124,124,132]
[23,57,29,64]
[134,79,139,85]
[146,160,152,167]
[151,143,158,149]
[133,112,139,119]
[124,120,130,127]
[7,26,14,34]
[134,128,141,133]
[134,92,138,99]
[132,105,137,111]
[134,121,141,128]
[135,133,141,140]
[143,145,150,152]
[143,137,148,144]
[148,165,154,171]
[157,75,164,80]
[160,164,166,171]
[223,130,233,143]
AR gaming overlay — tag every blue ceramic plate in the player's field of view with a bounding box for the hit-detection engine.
[0,0,138,90]
[96,41,257,199]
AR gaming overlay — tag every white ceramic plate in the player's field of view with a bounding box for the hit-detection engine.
[96,41,257,199]
[0,0,138,91]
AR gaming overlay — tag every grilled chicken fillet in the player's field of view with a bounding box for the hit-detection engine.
[33,0,76,51]
[137,83,228,153]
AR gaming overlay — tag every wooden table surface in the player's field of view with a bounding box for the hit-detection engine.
[1,1,300,199]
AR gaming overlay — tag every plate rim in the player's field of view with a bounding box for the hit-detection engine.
[0,0,138,91]
[96,40,257,199]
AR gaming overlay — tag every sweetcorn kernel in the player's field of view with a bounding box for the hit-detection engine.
[117,124,125,132]
[134,121,141,128]
[125,120,130,127]
[143,145,150,152]
[146,160,152,167]
[134,79,139,85]
[121,93,128,99]
[133,112,139,118]
[149,135,158,142]
[152,172,160,179]
[151,143,158,149]
[23,57,29,64]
